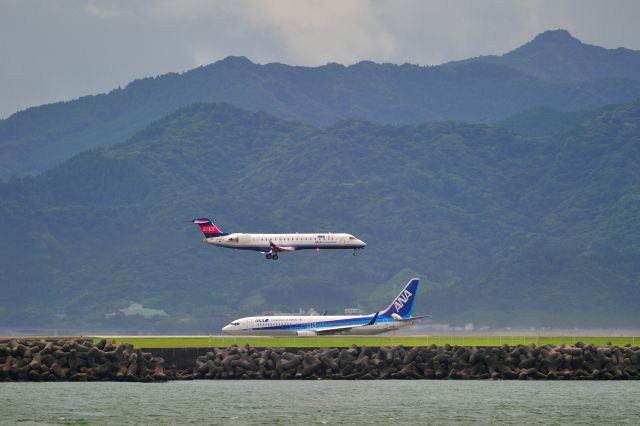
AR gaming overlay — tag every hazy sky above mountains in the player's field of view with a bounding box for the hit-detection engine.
[1,0,640,118]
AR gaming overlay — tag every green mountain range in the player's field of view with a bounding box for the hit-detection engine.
[3,30,640,180]
[1,101,638,331]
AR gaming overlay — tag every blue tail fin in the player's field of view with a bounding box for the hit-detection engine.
[379,278,420,319]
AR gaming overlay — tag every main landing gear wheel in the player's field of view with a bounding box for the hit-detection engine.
[266,253,273,260]
[272,253,279,260]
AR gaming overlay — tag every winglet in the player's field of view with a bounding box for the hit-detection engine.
[367,311,379,326]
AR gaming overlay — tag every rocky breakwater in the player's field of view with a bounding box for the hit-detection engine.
[0,338,172,382]
[3,340,639,381]
[186,343,640,380]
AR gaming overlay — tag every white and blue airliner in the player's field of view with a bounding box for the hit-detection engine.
[191,218,366,260]
[222,279,428,336]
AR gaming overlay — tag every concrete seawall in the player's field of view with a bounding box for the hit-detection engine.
[0,338,171,382]
[2,339,639,380]
[163,343,640,380]
[145,347,215,370]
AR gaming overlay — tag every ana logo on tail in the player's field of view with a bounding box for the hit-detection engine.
[394,289,413,311]
[380,278,420,319]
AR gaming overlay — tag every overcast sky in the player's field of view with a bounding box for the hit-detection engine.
[1,0,640,118]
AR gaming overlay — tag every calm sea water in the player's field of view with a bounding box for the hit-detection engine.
[1,381,639,425]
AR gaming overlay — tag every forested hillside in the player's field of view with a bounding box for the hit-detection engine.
[1,101,638,331]
[497,106,610,137]
[3,30,640,179]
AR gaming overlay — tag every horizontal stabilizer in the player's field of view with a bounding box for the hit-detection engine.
[398,315,430,322]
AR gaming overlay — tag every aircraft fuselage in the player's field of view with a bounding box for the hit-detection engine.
[222,314,415,336]
[204,232,366,252]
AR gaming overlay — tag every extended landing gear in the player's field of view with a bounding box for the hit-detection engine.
[266,253,278,260]
[353,248,364,256]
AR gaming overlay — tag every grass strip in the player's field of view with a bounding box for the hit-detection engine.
[93,335,638,349]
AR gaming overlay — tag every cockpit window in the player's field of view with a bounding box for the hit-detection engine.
[231,322,240,326]
[349,236,356,240]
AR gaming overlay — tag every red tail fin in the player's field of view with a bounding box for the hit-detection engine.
[192,218,224,237]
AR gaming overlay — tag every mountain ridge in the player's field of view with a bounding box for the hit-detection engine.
[458,29,640,83]
[3,30,640,179]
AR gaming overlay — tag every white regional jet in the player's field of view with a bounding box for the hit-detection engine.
[222,278,428,335]
[191,218,366,260]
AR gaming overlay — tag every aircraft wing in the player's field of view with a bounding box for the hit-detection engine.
[267,241,297,253]
[311,312,378,335]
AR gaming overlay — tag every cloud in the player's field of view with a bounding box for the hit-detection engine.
[147,0,225,20]
[1,0,640,118]
[84,2,125,19]
[138,0,396,65]
[237,0,397,64]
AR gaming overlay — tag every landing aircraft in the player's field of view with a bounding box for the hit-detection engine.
[190,218,366,260]
[222,278,428,335]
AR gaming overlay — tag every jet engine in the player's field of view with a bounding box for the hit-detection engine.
[296,330,317,337]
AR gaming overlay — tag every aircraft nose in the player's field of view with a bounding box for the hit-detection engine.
[359,240,367,248]
[222,325,232,334]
